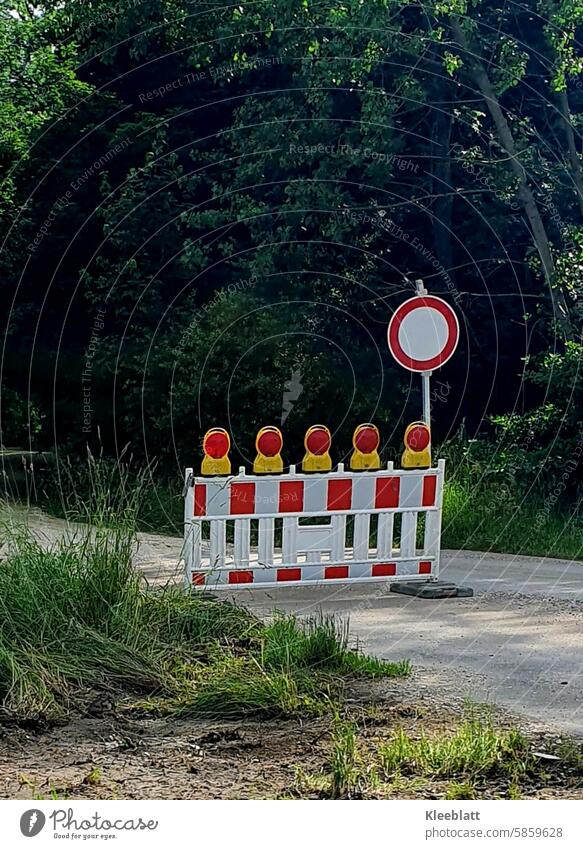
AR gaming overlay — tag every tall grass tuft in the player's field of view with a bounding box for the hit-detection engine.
[330,716,362,798]
[259,614,411,679]
[42,448,182,536]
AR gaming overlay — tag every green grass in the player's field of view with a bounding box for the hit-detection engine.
[442,448,583,560]
[378,715,531,780]
[298,708,582,799]
[0,529,406,723]
[40,451,183,536]
[175,655,332,719]
[442,475,583,561]
[0,527,234,720]
[172,614,409,719]
[0,474,408,724]
[329,717,363,798]
[37,447,583,560]
[259,615,411,679]
[444,780,477,800]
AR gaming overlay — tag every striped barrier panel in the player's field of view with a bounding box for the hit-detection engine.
[183,459,445,589]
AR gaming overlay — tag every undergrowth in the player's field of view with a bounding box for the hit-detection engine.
[440,438,583,560]
[32,445,583,560]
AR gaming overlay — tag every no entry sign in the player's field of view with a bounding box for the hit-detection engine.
[388,295,459,372]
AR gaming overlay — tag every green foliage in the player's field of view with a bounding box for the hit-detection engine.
[0,4,92,175]
[540,0,583,91]
[0,388,42,445]
[1,0,583,516]
[440,429,583,559]
[489,341,583,495]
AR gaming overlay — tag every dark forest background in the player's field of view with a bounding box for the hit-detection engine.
[1,0,582,513]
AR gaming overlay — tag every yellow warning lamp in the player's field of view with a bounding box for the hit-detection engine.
[253,426,284,474]
[302,425,332,472]
[350,423,381,471]
[201,428,231,475]
[401,421,431,469]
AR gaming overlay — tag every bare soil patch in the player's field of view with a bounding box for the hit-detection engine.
[1,675,581,801]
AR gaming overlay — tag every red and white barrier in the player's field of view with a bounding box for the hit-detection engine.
[183,460,445,589]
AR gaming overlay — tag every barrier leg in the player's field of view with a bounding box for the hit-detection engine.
[400,512,417,558]
[353,513,370,561]
[184,521,202,588]
[234,518,250,567]
[258,517,275,567]
[210,519,226,569]
[425,459,446,580]
[183,468,195,587]
[424,510,441,580]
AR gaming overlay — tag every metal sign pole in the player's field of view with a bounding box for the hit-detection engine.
[422,370,431,428]
[414,279,432,430]
[385,282,470,597]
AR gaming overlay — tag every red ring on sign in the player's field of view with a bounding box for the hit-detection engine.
[203,429,230,458]
[257,429,282,457]
[388,295,459,372]
[305,426,331,455]
[353,424,379,454]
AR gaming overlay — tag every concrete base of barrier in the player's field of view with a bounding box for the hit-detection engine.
[390,580,474,599]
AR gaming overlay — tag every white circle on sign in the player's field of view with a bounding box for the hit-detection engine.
[398,306,449,362]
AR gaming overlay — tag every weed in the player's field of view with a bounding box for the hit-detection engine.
[445,780,477,800]
[378,717,532,780]
[506,782,522,800]
[19,774,69,800]
[384,774,429,794]
[83,766,102,786]
[293,766,330,796]
[330,717,362,798]
[259,615,410,679]
[553,737,583,769]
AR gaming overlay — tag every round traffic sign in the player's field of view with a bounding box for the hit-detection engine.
[388,295,459,372]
